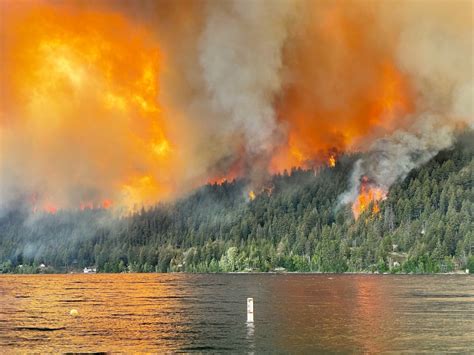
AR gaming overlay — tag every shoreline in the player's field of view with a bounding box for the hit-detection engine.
[1,270,470,276]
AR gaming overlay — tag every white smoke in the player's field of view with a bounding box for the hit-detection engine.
[340,0,473,208]
[199,0,295,156]
[340,114,458,206]
[1,0,472,214]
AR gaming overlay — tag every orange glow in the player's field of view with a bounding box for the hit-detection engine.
[152,138,172,157]
[78,199,112,210]
[206,151,245,186]
[270,3,414,173]
[1,1,423,210]
[102,199,113,209]
[1,274,192,352]
[1,2,179,210]
[43,203,58,214]
[290,144,307,165]
[248,190,256,201]
[352,177,387,219]
[208,178,232,186]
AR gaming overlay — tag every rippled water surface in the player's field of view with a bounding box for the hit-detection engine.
[0,274,473,352]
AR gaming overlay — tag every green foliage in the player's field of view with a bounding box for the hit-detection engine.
[467,256,474,273]
[0,134,472,274]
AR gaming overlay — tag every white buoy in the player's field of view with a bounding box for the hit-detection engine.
[247,298,254,323]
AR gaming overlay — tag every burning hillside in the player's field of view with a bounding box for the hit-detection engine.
[1,0,472,218]
[351,177,387,219]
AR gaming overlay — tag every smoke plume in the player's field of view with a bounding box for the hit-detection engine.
[0,0,472,214]
[198,0,297,188]
[339,0,473,213]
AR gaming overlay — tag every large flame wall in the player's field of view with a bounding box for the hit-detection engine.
[1,0,472,214]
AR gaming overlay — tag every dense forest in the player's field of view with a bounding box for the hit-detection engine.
[1,133,473,274]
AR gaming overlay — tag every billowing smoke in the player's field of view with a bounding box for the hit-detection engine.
[339,0,473,214]
[0,0,472,215]
[198,0,296,188]
[340,114,461,207]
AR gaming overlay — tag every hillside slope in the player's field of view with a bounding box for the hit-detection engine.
[1,133,472,273]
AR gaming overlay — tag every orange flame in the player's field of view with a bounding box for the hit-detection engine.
[271,3,414,173]
[1,3,183,210]
[208,178,232,186]
[248,190,256,201]
[102,199,113,209]
[43,203,58,214]
[352,177,387,219]
[77,200,113,210]
[2,1,419,210]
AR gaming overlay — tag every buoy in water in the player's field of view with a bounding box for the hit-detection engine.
[70,309,79,317]
[247,298,254,323]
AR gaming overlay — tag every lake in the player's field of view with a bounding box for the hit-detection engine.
[0,274,473,352]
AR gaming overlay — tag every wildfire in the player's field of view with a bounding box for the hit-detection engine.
[248,190,256,201]
[152,139,172,157]
[79,200,112,210]
[4,0,458,214]
[31,198,113,214]
[102,199,113,209]
[1,3,179,210]
[271,3,414,173]
[352,177,387,219]
[43,203,58,214]
[208,178,232,185]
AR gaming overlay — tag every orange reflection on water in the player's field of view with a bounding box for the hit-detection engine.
[1,274,472,352]
[352,276,396,353]
[0,274,191,352]
[268,275,398,353]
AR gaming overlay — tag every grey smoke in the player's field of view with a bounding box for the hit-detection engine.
[340,115,458,206]
[199,0,294,156]
[340,0,473,208]
[1,0,472,214]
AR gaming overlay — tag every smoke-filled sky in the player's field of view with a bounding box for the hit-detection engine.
[0,0,472,213]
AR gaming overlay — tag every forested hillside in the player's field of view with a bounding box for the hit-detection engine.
[1,133,473,274]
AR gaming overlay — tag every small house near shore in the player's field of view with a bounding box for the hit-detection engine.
[83,267,97,273]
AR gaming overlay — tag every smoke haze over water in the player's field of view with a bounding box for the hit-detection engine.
[0,0,472,213]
